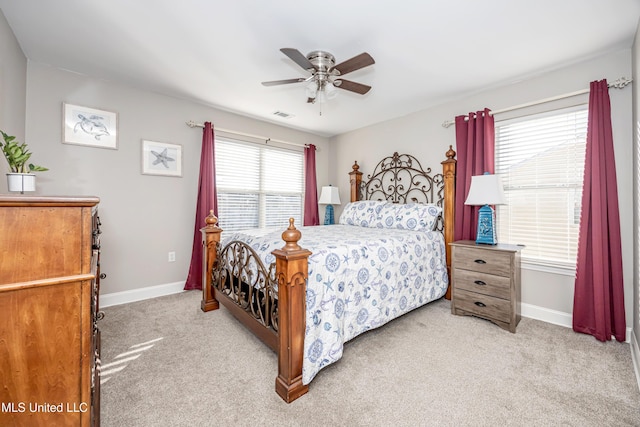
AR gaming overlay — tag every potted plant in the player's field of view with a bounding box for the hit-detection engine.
[0,130,48,193]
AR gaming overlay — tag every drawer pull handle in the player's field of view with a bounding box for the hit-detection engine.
[474,280,487,286]
[474,259,487,264]
[474,301,486,308]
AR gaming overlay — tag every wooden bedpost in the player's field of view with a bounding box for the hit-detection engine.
[272,218,311,403]
[441,145,457,300]
[349,161,363,202]
[201,210,221,312]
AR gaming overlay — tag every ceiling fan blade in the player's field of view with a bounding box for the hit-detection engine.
[331,52,375,76]
[280,48,316,71]
[334,79,372,95]
[261,78,307,86]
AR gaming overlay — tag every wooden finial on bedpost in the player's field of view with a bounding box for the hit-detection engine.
[281,218,302,251]
[349,161,363,202]
[441,146,457,300]
[201,210,222,312]
[204,210,218,227]
[445,145,456,161]
[271,218,312,403]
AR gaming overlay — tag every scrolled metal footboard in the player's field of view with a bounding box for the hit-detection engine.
[213,240,279,332]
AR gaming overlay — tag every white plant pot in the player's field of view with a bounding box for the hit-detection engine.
[7,173,36,193]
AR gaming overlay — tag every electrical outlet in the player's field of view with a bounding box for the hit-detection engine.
[168,251,176,262]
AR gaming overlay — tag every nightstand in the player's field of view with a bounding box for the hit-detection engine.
[450,240,523,333]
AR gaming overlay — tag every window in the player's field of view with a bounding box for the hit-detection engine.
[495,107,588,268]
[215,138,304,232]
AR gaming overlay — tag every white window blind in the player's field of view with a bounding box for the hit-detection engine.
[215,138,304,232]
[495,107,588,268]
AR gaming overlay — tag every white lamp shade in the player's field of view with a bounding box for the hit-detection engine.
[318,186,341,205]
[464,174,506,206]
[325,82,338,99]
[305,81,317,99]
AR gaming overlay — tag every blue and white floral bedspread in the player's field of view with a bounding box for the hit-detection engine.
[221,224,448,385]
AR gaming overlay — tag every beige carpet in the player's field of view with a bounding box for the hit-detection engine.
[99,291,640,427]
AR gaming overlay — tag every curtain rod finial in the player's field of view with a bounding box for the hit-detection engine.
[610,77,632,89]
[186,120,203,128]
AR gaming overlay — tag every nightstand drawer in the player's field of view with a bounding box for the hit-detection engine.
[453,269,511,300]
[452,246,512,277]
[453,289,511,324]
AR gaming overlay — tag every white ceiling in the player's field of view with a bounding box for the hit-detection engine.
[1,1,639,137]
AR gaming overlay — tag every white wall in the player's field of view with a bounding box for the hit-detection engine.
[632,18,640,375]
[331,49,635,329]
[0,9,26,141]
[20,63,330,296]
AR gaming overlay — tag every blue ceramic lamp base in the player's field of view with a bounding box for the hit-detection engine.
[324,204,335,225]
[476,204,498,245]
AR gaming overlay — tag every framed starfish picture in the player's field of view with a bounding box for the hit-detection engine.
[141,140,182,177]
[63,103,118,149]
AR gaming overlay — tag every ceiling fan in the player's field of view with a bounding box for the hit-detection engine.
[262,48,375,103]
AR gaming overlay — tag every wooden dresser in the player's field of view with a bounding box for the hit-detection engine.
[450,240,523,333]
[0,195,101,427]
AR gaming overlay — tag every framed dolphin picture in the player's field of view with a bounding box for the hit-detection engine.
[63,103,118,149]
[141,140,182,177]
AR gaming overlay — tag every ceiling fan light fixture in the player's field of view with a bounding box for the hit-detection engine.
[305,81,318,100]
[325,81,338,100]
[262,48,375,104]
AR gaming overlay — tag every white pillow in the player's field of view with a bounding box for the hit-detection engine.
[338,200,387,227]
[370,202,442,231]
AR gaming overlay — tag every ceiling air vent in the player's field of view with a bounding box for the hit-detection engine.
[272,111,295,119]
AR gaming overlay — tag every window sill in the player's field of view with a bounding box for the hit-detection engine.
[521,260,576,277]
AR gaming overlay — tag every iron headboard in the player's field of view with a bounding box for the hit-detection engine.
[359,152,445,231]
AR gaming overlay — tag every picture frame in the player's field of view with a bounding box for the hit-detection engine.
[141,140,183,177]
[63,103,118,149]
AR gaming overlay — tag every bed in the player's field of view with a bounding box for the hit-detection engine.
[199,147,457,402]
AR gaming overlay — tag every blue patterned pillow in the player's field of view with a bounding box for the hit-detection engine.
[371,202,442,231]
[338,201,387,227]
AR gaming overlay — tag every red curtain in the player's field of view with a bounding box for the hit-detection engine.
[454,108,495,241]
[573,80,625,342]
[184,122,218,290]
[303,144,319,226]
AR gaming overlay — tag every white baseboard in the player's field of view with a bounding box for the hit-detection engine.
[631,332,640,392]
[100,281,186,308]
[521,302,633,343]
[521,302,573,329]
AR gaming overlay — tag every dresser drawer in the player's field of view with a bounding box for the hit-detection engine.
[453,268,511,300]
[453,288,511,324]
[452,246,512,277]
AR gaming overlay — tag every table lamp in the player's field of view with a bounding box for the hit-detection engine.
[464,173,506,245]
[318,185,341,225]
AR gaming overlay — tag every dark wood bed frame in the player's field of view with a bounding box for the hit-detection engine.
[200,147,457,403]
